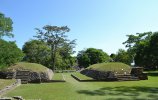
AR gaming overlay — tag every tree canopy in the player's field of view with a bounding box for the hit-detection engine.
[34,25,76,70]
[22,40,51,67]
[77,48,109,68]
[114,49,133,65]
[0,12,13,38]
[123,32,158,70]
[0,39,24,69]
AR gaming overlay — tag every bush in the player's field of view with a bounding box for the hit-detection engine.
[0,39,24,69]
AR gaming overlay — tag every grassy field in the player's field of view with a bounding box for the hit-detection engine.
[0,79,16,90]
[52,73,64,80]
[4,72,158,100]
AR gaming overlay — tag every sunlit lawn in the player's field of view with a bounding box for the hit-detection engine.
[4,72,158,100]
[0,79,15,90]
[52,73,64,80]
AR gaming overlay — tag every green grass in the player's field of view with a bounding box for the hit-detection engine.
[72,72,93,80]
[0,79,16,90]
[8,62,48,72]
[4,71,158,100]
[87,62,131,74]
[52,73,64,80]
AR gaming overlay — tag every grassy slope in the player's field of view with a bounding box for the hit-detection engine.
[4,72,158,100]
[87,62,131,74]
[0,79,16,90]
[8,62,48,72]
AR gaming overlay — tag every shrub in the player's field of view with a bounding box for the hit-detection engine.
[0,39,24,69]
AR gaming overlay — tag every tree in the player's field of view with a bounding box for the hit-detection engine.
[77,48,109,68]
[34,25,76,71]
[123,32,152,56]
[110,53,116,62]
[22,40,51,67]
[0,12,13,38]
[115,49,133,65]
[77,50,90,68]
[57,41,76,69]
[147,32,158,69]
[0,39,24,69]
[123,32,158,69]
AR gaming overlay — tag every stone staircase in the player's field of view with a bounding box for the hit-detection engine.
[6,72,14,79]
[15,71,30,84]
[116,74,139,81]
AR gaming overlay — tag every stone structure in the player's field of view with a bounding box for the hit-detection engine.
[0,68,53,83]
[81,69,117,81]
[80,67,148,81]
[131,67,148,80]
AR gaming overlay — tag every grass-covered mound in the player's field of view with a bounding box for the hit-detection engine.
[4,62,53,83]
[8,62,48,72]
[80,62,132,80]
[87,62,131,74]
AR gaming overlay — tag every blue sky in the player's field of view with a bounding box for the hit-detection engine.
[1,0,158,55]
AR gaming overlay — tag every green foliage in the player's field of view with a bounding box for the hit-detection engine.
[110,53,116,62]
[147,32,158,68]
[77,51,90,68]
[0,39,24,68]
[115,49,133,65]
[22,39,76,70]
[77,48,110,68]
[22,40,51,67]
[0,12,13,38]
[34,25,76,70]
[123,32,158,69]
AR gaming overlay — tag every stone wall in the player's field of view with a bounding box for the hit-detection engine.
[0,68,54,83]
[80,69,117,81]
[131,67,148,80]
[0,72,7,79]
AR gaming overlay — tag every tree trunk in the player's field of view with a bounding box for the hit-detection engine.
[51,44,56,71]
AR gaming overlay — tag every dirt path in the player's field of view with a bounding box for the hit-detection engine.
[0,79,21,96]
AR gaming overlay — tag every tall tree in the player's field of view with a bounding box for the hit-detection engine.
[148,32,158,69]
[123,32,152,56]
[0,12,13,38]
[123,32,158,69]
[34,25,76,71]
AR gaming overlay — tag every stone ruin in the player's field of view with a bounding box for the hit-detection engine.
[0,69,53,84]
[80,67,148,81]
[131,67,148,80]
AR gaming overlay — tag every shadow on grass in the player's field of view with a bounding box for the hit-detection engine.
[77,86,158,100]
